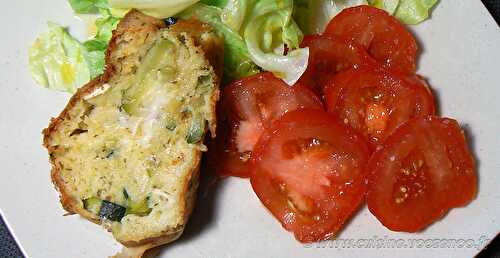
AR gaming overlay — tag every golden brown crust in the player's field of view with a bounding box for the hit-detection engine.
[120,153,201,247]
[43,9,167,219]
[167,18,224,137]
[42,10,222,250]
[44,77,106,217]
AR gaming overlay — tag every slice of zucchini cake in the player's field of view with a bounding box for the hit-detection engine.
[43,10,223,247]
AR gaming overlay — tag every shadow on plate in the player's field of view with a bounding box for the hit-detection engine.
[460,123,481,193]
[145,156,228,257]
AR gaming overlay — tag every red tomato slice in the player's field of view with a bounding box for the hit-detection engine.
[205,102,250,178]
[299,34,376,95]
[366,116,477,232]
[210,73,323,178]
[325,66,435,149]
[251,109,370,242]
[324,5,418,73]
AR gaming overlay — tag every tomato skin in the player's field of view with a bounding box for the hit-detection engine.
[251,109,370,242]
[324,5,417,73]
[325,66,436,150]
[366,116,477,232]
[299,34,377,95]
[211,73,323,178]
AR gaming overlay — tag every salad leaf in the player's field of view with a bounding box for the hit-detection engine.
[83,39,107,51]
[368,0,399,14]
[393,0,438,24]
[294,0,367,34]
[194,0,308,85]
[179,4,260,82]
[200,0,227,7]
[293,0,437,33]
[108,0,200,18]
[242,0,308,85]
[29,22,91,93]
[83,9,120,77]
[68,0,109,13]
[92,9,120,43]
[83,50,106,79]
[29,6,119,92]
[220,0,249,32]
[368,0,438,24]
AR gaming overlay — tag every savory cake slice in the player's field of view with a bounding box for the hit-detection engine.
[43,10,223,247]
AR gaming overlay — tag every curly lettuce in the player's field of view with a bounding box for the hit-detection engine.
[242,0,308,85]
[294,0,367,34]
[29,23,91,93]
[30,0,439,93]
[68,0,109,13]
[29,1,120,92]
[393,0,439,24]
[69,1,120,77]
[294,0,438,35]
[179,4,260,82]
[369,0,399,14]
[83,9,120,77]
[369,0,439,24]
[183,0,308,85]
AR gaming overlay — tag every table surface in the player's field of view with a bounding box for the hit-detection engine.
[1,1,499,258]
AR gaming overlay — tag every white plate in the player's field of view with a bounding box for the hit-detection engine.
[1,1,499,258]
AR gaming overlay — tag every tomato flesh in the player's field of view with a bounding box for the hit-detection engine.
[324,5,418,73]
[210,73,323,178]
[299,34,376,95]
[251,109,370,242]
[366,116,477,232]
[325,66,435,149]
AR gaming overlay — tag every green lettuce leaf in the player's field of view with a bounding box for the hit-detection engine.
[368,0,399,14]
[200,0,227,7]
[83,39,107,51]
[179,4,260,82]
[68,0,108,13]
[82,9,120,77]
[368,0,438,24]
[193,0,308,85]
[93,9,120,42]
[29,6,119,92]
[242,0,308,85]
[220,0,249,32]
[294,0,367,34]
[29,22,91,93]
[394,0,438,24]
[83,50,106,79]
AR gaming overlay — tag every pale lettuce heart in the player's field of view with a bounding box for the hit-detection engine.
[244,11,309,85]
[221,0,307,85]
[394,0,438,24]
[108,0,200,18]
[220,0,248,32]
[29,22,91,93]
[182,0,308,85]
[294,0,368,34]
[369,0,400,14]
[179,3,260,82]
[369,0,438,24]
